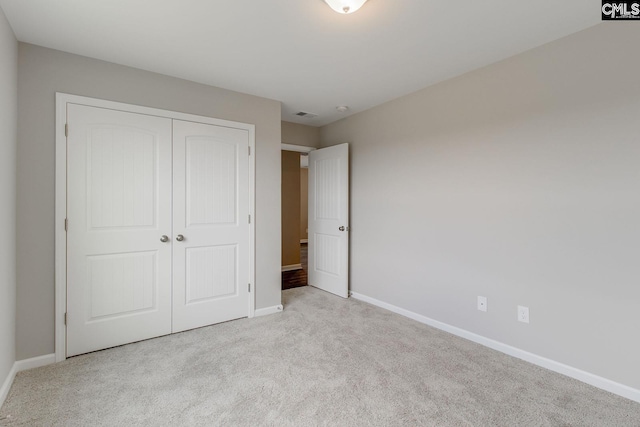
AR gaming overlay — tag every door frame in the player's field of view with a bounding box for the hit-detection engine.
[55,93,256,362]
[280,143,315,274]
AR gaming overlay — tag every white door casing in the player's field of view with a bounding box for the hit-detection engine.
[66,105,173,357]
[58,94,256,360]
[308,143,349,298]
[172,120,251,332]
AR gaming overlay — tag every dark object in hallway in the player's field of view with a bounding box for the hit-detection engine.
[282,243,307,290]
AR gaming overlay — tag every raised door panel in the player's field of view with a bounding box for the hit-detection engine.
[314,157,341,221]
[88,251,157,319]
[88,129,157,229]
[314,233,341,277]
[186,245,238,303]
[186,137,238,226]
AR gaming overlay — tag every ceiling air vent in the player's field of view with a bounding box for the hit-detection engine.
[294,111,318,119]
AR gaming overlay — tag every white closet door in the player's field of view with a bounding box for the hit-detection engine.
[308,143,350,298]
[172,120,251,332]
[66,104,173,357]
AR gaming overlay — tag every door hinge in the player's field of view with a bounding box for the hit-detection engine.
[248,146,251,156]
[248,283,251,292]
[65,123,68,137]
[248,214,251,224]
[64,218,68,231]
[64,312,67,325]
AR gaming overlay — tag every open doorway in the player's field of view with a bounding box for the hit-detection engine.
[281,140,350,298]
[281,145,313,290]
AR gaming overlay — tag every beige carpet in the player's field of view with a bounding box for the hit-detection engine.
[1,287,639,426]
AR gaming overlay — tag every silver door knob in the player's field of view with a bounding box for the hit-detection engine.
[176,234,185,242]
[160,235,169,243]
[339,226,345,231]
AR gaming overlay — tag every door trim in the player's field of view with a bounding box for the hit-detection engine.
[55,93,256,362]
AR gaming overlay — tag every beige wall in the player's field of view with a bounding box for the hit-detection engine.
[281,121,320,148]
[17,43,282,360]
[0,5,17,390]
[282,151,301,266]
[321,24,640,390]
[300,168,309,241]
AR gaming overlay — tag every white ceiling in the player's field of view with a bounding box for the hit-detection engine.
[0,0,600,126]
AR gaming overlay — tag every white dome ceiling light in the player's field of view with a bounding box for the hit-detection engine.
[323,0,369,14]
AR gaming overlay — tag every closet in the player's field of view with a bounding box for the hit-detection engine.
[62,99,253,357]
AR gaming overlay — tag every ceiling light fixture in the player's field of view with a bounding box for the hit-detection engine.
[323,0,369,14]
[336,106,349,113]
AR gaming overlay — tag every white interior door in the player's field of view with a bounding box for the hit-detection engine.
[308,143,349,298]
[66,104,173,357]
[171,120,251,332]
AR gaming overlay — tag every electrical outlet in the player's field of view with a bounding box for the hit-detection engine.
[518,306,530,323]
[477,296,487,312]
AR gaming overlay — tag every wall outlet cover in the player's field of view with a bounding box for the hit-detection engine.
[477,296,487,312]
[518,305,530,323]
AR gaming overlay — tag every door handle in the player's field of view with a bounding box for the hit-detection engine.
[339,226,345,232]
[176,234,185,242]
[160,235,169,243]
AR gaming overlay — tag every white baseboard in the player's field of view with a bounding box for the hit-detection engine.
[14,354,56,372]
[0,353,55,407]
[349,291,640,404]
[281,264,302,272]
[0,363,17,408]
[300,239,308,244]
[254,305,284,317]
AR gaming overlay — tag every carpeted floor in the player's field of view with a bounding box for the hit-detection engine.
[1,287,639,426]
